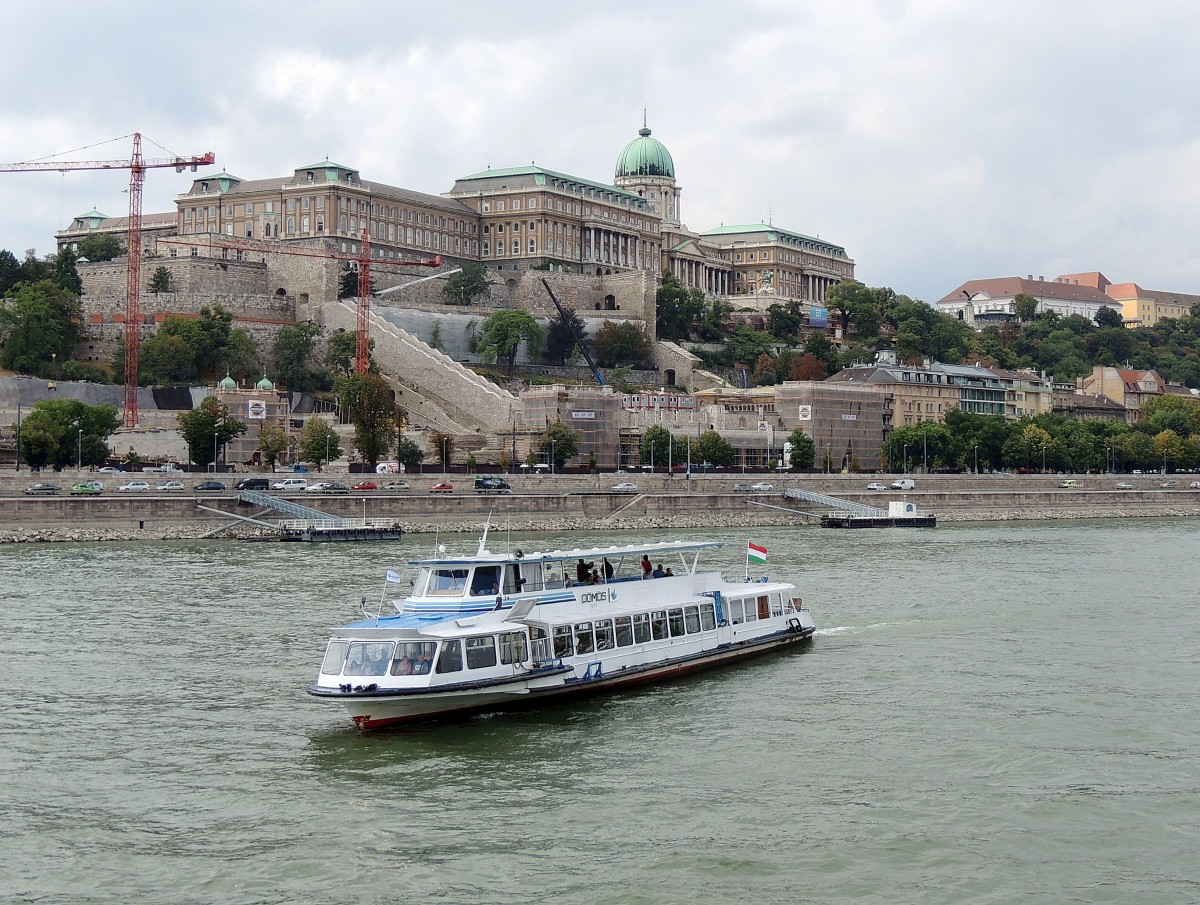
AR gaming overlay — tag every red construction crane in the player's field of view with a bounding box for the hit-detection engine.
[0,133,215,427]
[162,230,442,374]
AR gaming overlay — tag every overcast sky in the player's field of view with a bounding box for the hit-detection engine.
[3,1,1199,303]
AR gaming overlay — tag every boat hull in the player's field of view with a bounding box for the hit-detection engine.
[314,626,814,731]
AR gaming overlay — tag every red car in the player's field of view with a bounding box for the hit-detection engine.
[428,481,454,493]
[351,481,377,491]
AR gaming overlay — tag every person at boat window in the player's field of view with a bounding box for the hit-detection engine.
[652,563,666,578]
[589,569,601,585]
[576,559,593,585]
[414,655,432,674]
[392,656,413,676]
[665,568,674,577]
[602,558,614,581]
[641,555,652,579]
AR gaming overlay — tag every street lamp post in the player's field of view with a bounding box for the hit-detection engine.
[922,426,928,474]
[14,401,20,472]
[213,432,218,473]
[973,444,979,475]
[903,444,909,474]
[325,433,330,471]
[1041,445,1047,474]
[550,439,556,476]
[77,429,82,471]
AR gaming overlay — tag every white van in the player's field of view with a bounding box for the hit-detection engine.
[272,477,308,491]
[890,478,915,490]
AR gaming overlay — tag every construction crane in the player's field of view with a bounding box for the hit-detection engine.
[541,278,605,386]
[0,133,216,427]
[161,231,442,374]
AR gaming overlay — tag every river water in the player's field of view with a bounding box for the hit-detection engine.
[1,520,1197,904]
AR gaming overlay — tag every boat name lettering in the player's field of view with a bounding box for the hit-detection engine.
[580,590,610,604]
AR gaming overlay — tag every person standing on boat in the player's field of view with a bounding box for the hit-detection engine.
[641,555,652,579]
[576,559,593,585]
[603,558,614,582]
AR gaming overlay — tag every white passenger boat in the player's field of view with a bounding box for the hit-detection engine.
[308,532,816,730]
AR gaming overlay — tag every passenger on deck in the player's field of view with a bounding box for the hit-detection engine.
[641,555,652,579]
[603,558,614,581]
[576,559,593,584]
[665,568,674,577]
[652,563,666,578]
[589,569,601,585]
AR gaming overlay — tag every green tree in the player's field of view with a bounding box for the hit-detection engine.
[257,421,290,469]
[149,266,174,295]
[323,328,371,378]
[695,429,735,467]
[177,396,247,468]
[1094,305,1123,328]
[538,421,580,468]
[52,247,83,295]
[298,419,341,469]
[1012,293,1040,323]
[17,398,119,471]
[0,280,83,375]
[431,431,454,469]
[639,425,685,467]
[767,301,803,339]
[338,263,373,299]
[273,322,325,392]
[396,436,425,469]
[138,332,198,383]
[786,428,816,470]
[591,320,652,368]
[728,326,774,366]
[443,262,492,304]
[78,234,124,262]
[825,280,877,335]
[477,309,544,375]
[0,249,20,295]
[655,272,706,340]
[336,373,395,467]
[545,305,588,365]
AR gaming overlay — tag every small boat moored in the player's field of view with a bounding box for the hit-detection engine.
[308,532,816,729]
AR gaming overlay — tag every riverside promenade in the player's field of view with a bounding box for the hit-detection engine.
[1,471,1198,542]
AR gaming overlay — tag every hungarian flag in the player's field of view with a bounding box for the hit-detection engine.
[747,542,768,564]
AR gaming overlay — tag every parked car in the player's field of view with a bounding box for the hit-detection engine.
[611,482,639,493]
[474,477,512,494]
[1115,482,1134,490]
[732,482,753,492]
[234,477,270,491]
[749,482,774,492]
[429,482,454,493]
[1058,480,1077,488]
[1161,480,1179,488]
[118,481,150,492]
[320,481,350,494]
[157,481,185,491]
[195,481,226,492]
[97,466,122,474]
[304,481,334,493]
[70,481,103,495]
[1190,481,1200,489]
[271,477,307,490]
[351,480,378,491]
[866,482,886,491]
[23,482,61,495]
[382,480,410,491]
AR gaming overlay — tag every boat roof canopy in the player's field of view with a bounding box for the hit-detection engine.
[407,539,723,568]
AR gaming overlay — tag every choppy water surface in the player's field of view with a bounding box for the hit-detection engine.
[2,521,1198,904]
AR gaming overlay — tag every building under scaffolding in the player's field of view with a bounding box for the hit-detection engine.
[519,386,624,470]
[774,381,889,472]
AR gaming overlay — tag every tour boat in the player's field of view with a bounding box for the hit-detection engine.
[307,531,816,730]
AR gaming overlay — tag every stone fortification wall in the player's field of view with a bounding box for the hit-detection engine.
[76,319,290,365]
[321,300,516,432]
[81,257,269,298]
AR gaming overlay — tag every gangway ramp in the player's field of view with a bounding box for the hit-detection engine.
[236,489,344,522]
[784,488,886,517]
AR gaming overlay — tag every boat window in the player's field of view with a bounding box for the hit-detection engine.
[466,636,498,669]
[412,568,431,595]
[470,566,502,596]
[435,639,463,673]
[595,619,615,651]
[553,625,574,658]
[390,641,436,676]
[499,631,529,664]
[700,602,716,631]
[614,615,634,647]
[320,640,348,675]
[574,622,595,655]
[770,594,784,617]
[632,613,651,643]
[684,606,701,634]
[668,608,686,637]
[744,600,757,622]
[507,563,537,593]
[651,611,669,640]
[428,568,469,596]
[344,641,394,676]
[529,627,552,663]
[729,599,744,625]
[758,595,770,620]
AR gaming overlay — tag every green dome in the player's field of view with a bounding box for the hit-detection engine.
[218,373,237,390]
[255,374,275,391]
[615,126,675,179]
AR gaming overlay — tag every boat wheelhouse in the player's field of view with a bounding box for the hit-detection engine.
[308,535,816,730]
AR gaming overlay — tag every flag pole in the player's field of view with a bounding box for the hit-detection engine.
[745,541,750,581]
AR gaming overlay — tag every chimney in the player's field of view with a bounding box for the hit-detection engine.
[1027,274,1033,280]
